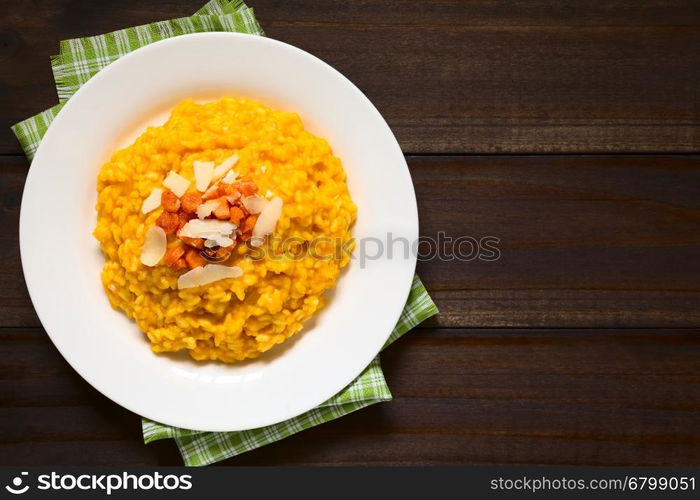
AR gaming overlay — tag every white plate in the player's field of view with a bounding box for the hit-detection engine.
[20,33,417,432]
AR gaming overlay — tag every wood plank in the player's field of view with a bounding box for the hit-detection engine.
[1,328,699,465]
[0,157,38,327]
[0,441,176,466]
[412,155,700,327]
[2,1,699,154]
[2,155,699,328]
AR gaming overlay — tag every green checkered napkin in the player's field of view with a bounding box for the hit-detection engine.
[12,0,438,466]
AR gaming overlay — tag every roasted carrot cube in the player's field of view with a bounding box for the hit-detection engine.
[161,190,181,212]
[155,211,179,235]
[241,214,257,233]
[171,258,188,271]
[202,184,221,201]
[163,245,186,268]
[219,183,241,197]
[185,248,207,268]
[225,193,241,205]
[234,180,258,196]
[215,244,235,260]
[177,210,196,231]
[213,197,231,220]
[180,192,202,213]
[180,236,205,250]
[229,206,245,226]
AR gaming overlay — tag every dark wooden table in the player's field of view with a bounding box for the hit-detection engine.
[1,0,699,466]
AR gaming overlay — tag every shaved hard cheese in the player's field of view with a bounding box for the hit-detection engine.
[204,235,235,248]
[249,236,265,247]
[140,226,167,266]
[212,154,239,180]
[218,236,235,247]
[251,196,283,247]
[221,169,239,184]
[193,161,215,192]
[141,188,163,214]
[163,171,190,198]
[196,200,221,219]
[177,264,243,289]
[241,194,268,214]
[179,219,235,240]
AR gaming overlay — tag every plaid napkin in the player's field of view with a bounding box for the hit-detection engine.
[12,0,438,466]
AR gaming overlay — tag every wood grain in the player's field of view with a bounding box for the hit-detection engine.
[2,0,700,468]
[1,328,699,465]
[1,0,699,154]
[2,154,698,328]
[412,155,700,327]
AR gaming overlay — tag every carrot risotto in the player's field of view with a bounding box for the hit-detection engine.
[94,98,356,363]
